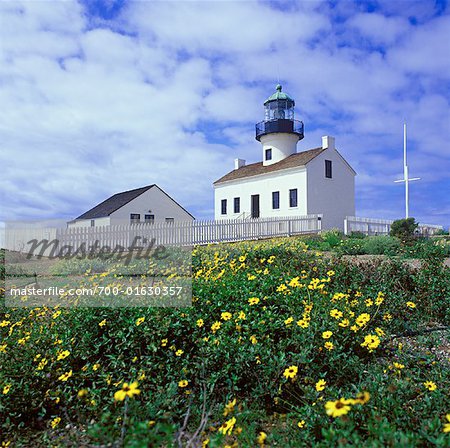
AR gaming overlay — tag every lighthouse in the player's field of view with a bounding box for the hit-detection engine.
[213,83,355,229]
[255,84,304,166]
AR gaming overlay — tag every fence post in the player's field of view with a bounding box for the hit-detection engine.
[344,217,348,235]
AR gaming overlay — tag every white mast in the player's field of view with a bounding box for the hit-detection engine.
[394,123,420,218]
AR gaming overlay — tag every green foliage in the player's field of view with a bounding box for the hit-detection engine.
[390,218,419,240]
[1,237,449,446]
[349,231,367,239]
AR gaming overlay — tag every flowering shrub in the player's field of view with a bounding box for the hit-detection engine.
[0,238,449,446]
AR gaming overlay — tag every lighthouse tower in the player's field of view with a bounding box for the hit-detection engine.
[255,84,304,166]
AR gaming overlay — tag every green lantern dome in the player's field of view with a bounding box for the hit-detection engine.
[264,84,295,106]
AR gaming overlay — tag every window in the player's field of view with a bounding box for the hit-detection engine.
[130,213,140,224]
[289,189,298,208]
[221,199,227,215]
[325,160,333,179]
[165,217,174,224]
[145,214,155,223]
[234,197,240,214]
[265,148,272,161]
[90,219,95,227]
[272,191,280,209]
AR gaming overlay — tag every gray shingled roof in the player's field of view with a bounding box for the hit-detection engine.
[214,147,325,184]
[76,185,155,219]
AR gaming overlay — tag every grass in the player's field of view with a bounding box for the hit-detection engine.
[0,236,449,447]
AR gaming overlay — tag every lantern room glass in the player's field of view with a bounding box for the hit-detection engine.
[264,99,295,121]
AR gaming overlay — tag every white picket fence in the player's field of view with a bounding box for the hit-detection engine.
[344,216,443,236]
[4,215,323,255]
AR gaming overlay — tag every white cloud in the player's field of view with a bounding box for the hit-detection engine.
[0,0,448,227]
[346,13,410,45]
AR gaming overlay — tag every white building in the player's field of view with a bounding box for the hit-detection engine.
[68,184,194,228]
[213,85,356,230]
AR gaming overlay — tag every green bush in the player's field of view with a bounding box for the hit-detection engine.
[321,229,344,248]
[349,231,367,239]
[1,238,449,446]
[362,235,401,256]
[390,218,418,241]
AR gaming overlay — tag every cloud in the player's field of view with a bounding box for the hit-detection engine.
[0,0,448,227]
[346,13,410,46]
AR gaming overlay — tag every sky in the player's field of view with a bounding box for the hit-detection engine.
[0,0,449,228]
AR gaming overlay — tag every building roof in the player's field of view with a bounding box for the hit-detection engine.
[76,185,156,219]
[264,84,294,105]
[214,147,325,185]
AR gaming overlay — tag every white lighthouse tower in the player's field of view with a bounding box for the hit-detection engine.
[255,84,304,166]
[213,84,355,229]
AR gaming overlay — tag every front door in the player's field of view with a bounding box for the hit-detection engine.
[251,194,260,218]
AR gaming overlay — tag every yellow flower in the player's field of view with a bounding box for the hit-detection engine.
[57,350,70,361]
[354,391,371,404]
[375,292,385,305]
[114,381,141,401]
[3,384,11,395]
[365,299,374,307]
[93,363,100,371]
[393,362,405,369]
[330,309,343,319]
[297,420,306,428]
[249,335,258,344]
[257,431,267,445]
[327,270,335,276]
[58,370,73,382]
[211,321,221,333]
[406,301,416,309]
[283,365,298,379]
[375,327,385,337]
[196,319,204,327]
[175,349,184,356]
[423,381,437,391]
[288,276,300,287]
[0,344,7,353]
[238,311,246,320]
[248,297,260,305]
[99,319,107,327]
[52,310,62,319]
[356,313,371,327]
[338,319,350,328]
[223,398,236,416]
[284,317,294,326]
[315,379,327,391]
[443,414,450,433]
[247,274,256,280]
[361,334,381,352]
[77,389,88,398]
[37,358,48,370]
[178,380,189,388]
[218,417,236,435]
[322,331,333,339]
[135,317,145,326]
[383,313,392,321]
[297,319,309,328]
[0,320,10,327]
[50,417,61,428]
[325,399,351,417]
[324,341,334,351]
[221,312,232,321]
[238,255,246,263]
[161,339,168,347]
